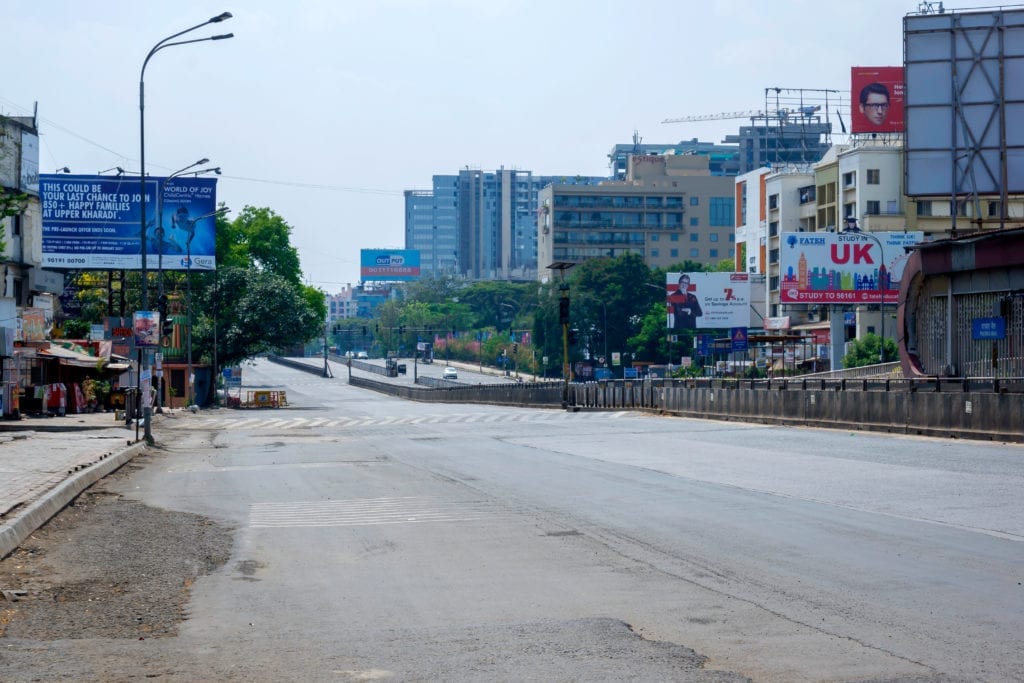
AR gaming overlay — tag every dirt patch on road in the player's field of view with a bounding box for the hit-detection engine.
[0,476,232,641]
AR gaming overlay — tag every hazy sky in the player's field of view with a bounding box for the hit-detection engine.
[3,1,998,292]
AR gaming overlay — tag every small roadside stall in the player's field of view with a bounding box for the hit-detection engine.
[11,341,132,417]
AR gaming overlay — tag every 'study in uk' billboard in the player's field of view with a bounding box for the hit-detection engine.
[779,231,923,304]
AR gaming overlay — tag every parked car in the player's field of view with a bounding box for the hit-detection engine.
[443,366,458,380]
[356,351,369,359]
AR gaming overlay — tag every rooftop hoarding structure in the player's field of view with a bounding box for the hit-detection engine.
[664,272,752,330]
[360,249,421,282]
[904,7,1024,205]
[851,66,905,135]
[39,174,218,271]
[779,231,924,304]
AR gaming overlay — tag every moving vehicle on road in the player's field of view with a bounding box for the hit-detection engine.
[443,366,458,380]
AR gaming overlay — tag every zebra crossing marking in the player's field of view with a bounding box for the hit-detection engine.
[175,409,626,432]
[249,496,493,529]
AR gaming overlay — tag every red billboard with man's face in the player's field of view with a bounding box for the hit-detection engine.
[851,66,904,134]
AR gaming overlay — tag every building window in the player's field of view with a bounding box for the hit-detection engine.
[12,214,22,236]
[670,233,679,242]
[916,200,932,217]
[950,199,967,216]
[709,197,734,226]
[769,248,779,264]
[798,185,815,204]
[843,202,856,218]
[664,213,683,227]
[710,249,719,258]
[768,194,779,210]
[866,200,880,215]
[690,232,699,242]
[988,201,1003,217]
[770,276,780,290]
[670,248,678,258]
[689,248,700,258]
[650,233,659,241]
[842,171,856,187]
[650,248,660,257]
[769,221,778,237]
[690,217,699,226]
[690,196,700,206]
[867,169,880,184]
[709,233,719,242]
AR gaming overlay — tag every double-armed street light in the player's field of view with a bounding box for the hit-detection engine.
[138,11,232,441]
[139,12,232,310]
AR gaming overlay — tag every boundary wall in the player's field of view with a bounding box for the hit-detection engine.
[265,356,1024,443]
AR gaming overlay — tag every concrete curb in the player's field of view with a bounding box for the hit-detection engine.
[0,440,148,560]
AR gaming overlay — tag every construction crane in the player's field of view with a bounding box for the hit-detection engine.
[662,105,821,125]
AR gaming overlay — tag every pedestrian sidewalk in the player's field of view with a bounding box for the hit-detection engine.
[0,410,152,559]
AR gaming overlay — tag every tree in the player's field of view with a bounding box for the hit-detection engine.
[189,205,325,368]
[193,267,324,368]
[216,206,302,285]
[843,333,898,368]
[0,187,24,254]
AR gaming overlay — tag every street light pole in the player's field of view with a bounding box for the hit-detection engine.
[185,207,229,408]
[138,11,232,441]
[155,158,209,413]
[844,217,886,364]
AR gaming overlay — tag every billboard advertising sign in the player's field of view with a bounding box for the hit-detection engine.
[20,132,39,194]
[133,311,160,348]
[779,231,923,304]
[360,249,421,281]
[851,66,904,135]
[39,174,218,271]
[664,272,751,330]
[904,8,1024,196]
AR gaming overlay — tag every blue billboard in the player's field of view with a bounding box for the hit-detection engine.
[39,174,218,271]
[360,249,421,281]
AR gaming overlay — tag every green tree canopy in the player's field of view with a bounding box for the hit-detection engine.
[217,206,302,285]
[842,332,898,368]
[194,267,324,368]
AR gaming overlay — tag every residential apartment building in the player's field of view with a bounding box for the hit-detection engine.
[537,155,735,282]
[405,169,604,282]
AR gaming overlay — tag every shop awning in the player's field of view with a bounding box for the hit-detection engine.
[37,343,131,370]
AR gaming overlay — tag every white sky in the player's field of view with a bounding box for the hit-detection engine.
[2,0,1000,292]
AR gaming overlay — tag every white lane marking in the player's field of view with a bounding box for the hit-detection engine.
[249,496,493,529]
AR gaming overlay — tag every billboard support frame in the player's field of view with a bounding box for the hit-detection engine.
[904,7,1024,224]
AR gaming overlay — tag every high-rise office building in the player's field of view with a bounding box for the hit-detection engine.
[406,169,605,281]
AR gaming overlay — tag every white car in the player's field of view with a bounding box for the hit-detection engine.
[356,351,369,359]
[443,366,458,380]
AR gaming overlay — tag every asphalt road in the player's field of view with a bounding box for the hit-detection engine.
[94,359,1024,681]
